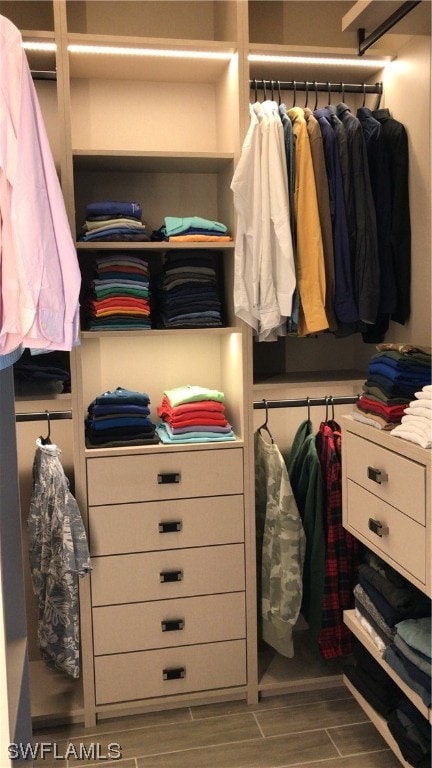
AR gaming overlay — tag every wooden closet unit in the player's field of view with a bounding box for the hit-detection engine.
[341,415,431,767]
[0,0,430,746]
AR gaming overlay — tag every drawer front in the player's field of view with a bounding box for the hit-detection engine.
[345,433,426,524]
[93,592,246,655]
[94,639,247,705]
[89,494,244,555]
[87,448,243,506]
[346,481,426,584]
[91,543,245,606]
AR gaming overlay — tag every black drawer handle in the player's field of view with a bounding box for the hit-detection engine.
[163,667,185,681]
[161,619,184,632]
[158,521,182,533]
[368,518,389,537]
[159,569,183,583]
[157,472,181,485]
[367,466,388,484]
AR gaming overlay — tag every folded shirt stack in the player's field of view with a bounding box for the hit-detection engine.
[85,254,151,331]
[155,384,235,444]
[78,201,150,242]
[387,697,431,768]
[85,386,158,448]
[352,343,432,430]
[13,349,71,396]
[353,550,431,655]
[391,384,432,449]
[151,216,233,243]
[155,250,223,329]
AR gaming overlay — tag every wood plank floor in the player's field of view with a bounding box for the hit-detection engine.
[33,686,402,767]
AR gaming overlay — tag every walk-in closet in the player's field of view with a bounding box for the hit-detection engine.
[0,2,430,767]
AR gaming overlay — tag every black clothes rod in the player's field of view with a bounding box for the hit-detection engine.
[249,80,383,96]
[358,0,421,56]
[253,395,359,410]
[16,410,72,422]
[31,70,57,81]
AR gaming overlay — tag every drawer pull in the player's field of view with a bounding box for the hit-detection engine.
[368,518,389,537]
[158,472,181,485]
[367,466,388,484]
[159,569,183,583]
[161,619,184,632]
[163,667,185,681]
[158,521,182,533]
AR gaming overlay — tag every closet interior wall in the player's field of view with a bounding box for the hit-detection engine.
[0,0,430,735]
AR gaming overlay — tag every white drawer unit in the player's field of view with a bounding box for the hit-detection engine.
[85,444,247,711]
[342,416,431,595]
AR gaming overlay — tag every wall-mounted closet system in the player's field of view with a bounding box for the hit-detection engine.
[0,1,430,760]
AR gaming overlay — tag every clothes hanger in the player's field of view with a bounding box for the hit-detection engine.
[304,81,309,109]
[39,410,52,445]
[253,78,258,103]
[292,81,297,108]
[362,82,366,108]
[307,396,311,423]
[270,80,275,102]
[258,399,274,443]
[277,80,282,106]
[313,81,318,111]
[341,83,345,103]
[327,81,332,106]
[263,80,267,100]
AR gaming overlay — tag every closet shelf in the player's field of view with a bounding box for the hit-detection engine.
[72,151,235,173]
[80,327,241,339]
[344,609,432,724]
[76,242,235,252]
[83,439,245,459]
[253,371,365,387]
[247,43,391,84]
[66,34,236,82]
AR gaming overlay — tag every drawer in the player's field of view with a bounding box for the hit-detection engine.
[86,447,243,506]
[94,639,246,705]
[89,494,244,555]
[91,543,245,606]
[93,592,246,655]
[345,480,426,584]
[344,432,426,524]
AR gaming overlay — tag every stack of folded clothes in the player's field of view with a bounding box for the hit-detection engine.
[13,350,71,396]
[387,697,431,768]
[78,201,150,242]
[344,643,431,768]
[344,640,404,718]
[85,254,151,330]
[354,550,431,656]
[353,343,432,430]
[391,384,432,449]
[155,384,235,444]
[151,216,232,243]
[384,616,431,708]
[85,386,158,448]
[155,250,223,329]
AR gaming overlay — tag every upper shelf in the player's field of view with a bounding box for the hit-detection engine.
[72,151,235,174]
[342,0,431,35]
[66,34,237,82]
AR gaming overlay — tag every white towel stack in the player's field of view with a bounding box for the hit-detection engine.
[391,384,432,449]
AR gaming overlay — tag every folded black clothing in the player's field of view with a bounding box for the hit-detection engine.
[343,664,402,718]
[358,563,431,616]
[387,711,431,768]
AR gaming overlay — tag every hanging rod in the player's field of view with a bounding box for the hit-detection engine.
[249,80,383,95]
[253,395,359,410]
[31,70,57,80]
[16,410,72,423]
[358,0,421,56]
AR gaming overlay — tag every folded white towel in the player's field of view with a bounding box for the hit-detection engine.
[409,398,432,410]
[403,405,432,420]
[391,425,432,449]
[415,385,432,400]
